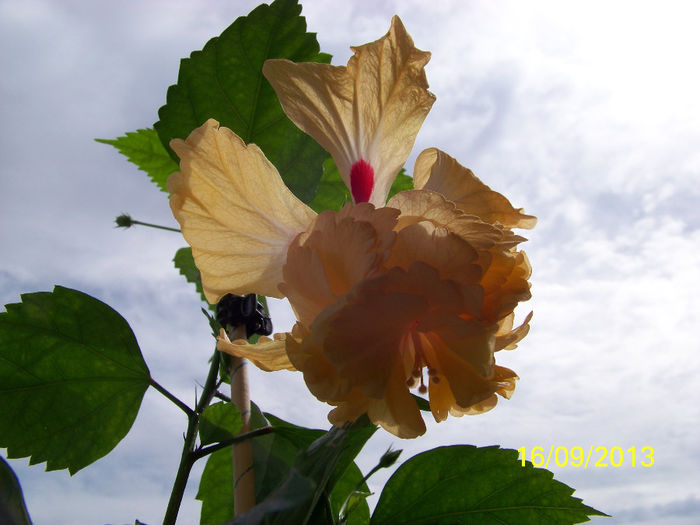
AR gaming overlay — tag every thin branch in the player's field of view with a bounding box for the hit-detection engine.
[150,378,195,418]
[192,426,275,460]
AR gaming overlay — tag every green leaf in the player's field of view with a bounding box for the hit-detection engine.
[387,170,413,200]
[232,423,353,525]
[309,157,414,213]
[154,0,331,204]
[308,158,351,213]
[198,447,234,525]
[370,445,608,525]
[0,286,150,474]
[173,247,210,306]
[196,405,374,525]
[0,457,32,525]
[411,394,430,412]
[96,128,179,193]
[199,402,243,446]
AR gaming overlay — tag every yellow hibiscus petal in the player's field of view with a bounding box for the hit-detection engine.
[263,16,435,207]
[413,148,537,229]
[366,363,426,438]
[168,119,316,302]
[216,328,296,372]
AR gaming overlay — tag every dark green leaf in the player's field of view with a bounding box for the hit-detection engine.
[332,465,370,525]
[371,445,608,525]
[411,394,430,412]
[199,402,243,446]
[309,157,414,213]
[0,457,32,525]
[198,447,235,525]
[237,423,349,525]
[0,286,150,474]
[228,469,317,525]
[154,0,331,203]
[96,128,179,193]
[251,414,375,524]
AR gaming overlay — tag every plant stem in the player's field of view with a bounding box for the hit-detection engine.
[131,219,181,232]
[150,378,195,418]
[162,416,198,525]
[162,351,222,525]
[192,426,274,460]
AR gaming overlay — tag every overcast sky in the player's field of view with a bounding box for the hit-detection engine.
[1,0,699,524]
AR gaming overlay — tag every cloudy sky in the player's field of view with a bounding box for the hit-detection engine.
[2,0,699,524]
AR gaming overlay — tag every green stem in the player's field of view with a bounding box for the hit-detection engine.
[150,378,195,418]
[162,351,222,525]
[162,416,198,525]
[132,219,181,232]
[193,426,274,460]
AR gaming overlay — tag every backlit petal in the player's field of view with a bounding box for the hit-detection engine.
[263,16,435,206]
[168,119,316,301]
[414,148,537,229]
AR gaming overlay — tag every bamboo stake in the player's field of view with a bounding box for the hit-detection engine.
[228,325,255,516]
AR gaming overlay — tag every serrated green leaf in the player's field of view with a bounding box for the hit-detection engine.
[370,445,608,525]
[0,286,150,474]
[0,457,32,525]
[96,128,179,193]
[199,402,243,446]
[309,157,414,213]
[173,247,211,307]
[154,0,331,204]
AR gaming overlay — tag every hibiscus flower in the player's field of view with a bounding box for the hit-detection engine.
[167,16,535,438]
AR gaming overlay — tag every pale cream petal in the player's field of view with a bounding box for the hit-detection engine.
[263,16,435,206]
[216,328,296,372]
[414,148,537,229]
[168,119,316,302]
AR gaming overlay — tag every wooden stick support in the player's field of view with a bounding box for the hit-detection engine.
[228,325,255,516]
